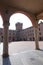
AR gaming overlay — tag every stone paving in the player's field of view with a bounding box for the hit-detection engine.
[0,41,43,65]
[0,50,43,65]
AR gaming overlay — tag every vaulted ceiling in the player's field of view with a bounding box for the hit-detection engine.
[0,0,43,18]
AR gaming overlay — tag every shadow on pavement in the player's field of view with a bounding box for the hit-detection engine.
[39,49,43,51]
[3,57,11,65]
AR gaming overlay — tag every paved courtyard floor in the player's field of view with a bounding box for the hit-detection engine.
[0,41,43,65]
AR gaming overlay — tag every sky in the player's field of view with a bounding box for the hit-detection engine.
[9,13,32,30]
[0,13,43,30]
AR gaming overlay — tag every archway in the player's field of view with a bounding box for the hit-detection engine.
[9,13,36,55]
[9,13,33,41]
[0,10,39,57]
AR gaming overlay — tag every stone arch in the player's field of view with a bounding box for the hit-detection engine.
[37,12,43,20]
[9,10,37,28]
[9,10,39,50]
[0,9,39,57]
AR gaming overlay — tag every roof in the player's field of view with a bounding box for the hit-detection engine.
[0,0,43,19]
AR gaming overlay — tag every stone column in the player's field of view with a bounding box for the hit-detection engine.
[34,21,40,50]
[3,21,10,57]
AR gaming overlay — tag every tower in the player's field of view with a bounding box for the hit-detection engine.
[15,22,23,31]
[15,22,23,41]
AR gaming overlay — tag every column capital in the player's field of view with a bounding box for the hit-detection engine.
[34,20,39,28]
[3,21,10,27]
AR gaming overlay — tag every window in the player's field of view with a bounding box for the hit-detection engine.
[9,36,11,41]
[39,37,41,41]
[39,28,40,31]
[39,32,41,35]
[1,36,3,42]
[9,32,11,35]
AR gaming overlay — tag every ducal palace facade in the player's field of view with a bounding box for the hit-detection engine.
[0,22,43,42]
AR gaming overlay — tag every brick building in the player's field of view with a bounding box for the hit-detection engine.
[0,22,43,42]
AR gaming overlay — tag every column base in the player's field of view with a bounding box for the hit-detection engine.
[35,48,40,50]
[2,54,9,58]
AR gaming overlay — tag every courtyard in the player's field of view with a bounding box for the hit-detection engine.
[0,41,43,65]
[0,41,43,55]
